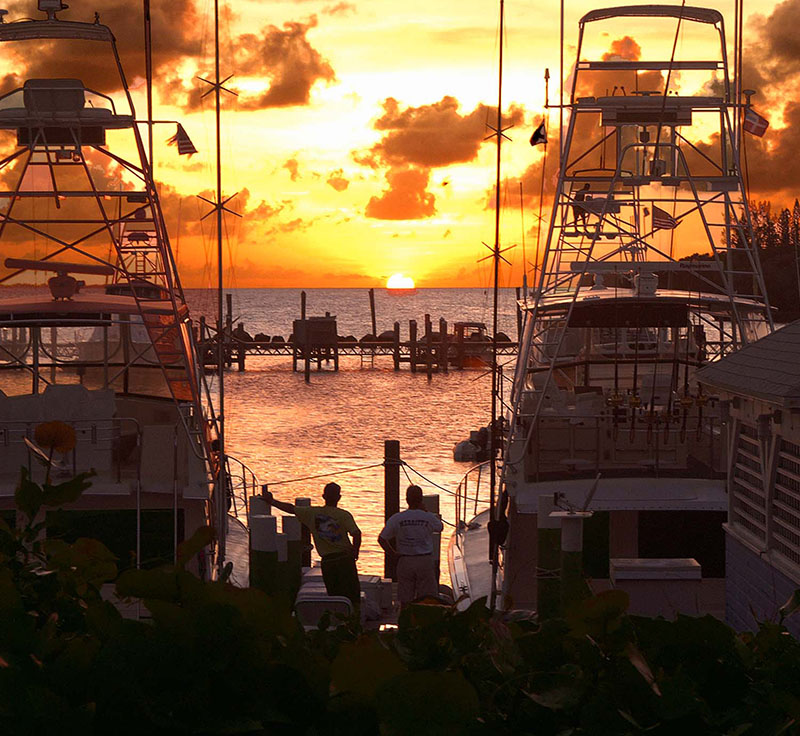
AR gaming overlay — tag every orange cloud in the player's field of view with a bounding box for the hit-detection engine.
[326,169,350,191]
[365,167,435,220]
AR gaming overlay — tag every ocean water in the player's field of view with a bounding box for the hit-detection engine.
[187,287,520,578]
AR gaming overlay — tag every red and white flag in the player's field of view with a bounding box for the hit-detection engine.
[743,108,769,137]
[652,205,678,230]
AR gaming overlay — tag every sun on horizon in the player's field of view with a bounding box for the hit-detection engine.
[386,273,415,290]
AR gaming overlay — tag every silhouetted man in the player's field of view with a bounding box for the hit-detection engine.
[263,482,362,610]
[378,485,443,608]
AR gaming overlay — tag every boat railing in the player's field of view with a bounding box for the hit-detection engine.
[453,460,492,551]
[0,82,121,117]
[224,453,260,520]
[516,411,724,477]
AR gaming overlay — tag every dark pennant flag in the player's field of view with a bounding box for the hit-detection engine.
[529,120,547,146]
[168,124,198,156]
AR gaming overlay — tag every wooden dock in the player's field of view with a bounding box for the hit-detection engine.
[197,319,517,377]
[197,290,519,380]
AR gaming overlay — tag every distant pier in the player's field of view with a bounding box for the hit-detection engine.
[197,290,519,381]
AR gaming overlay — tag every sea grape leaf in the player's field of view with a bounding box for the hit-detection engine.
[779,589,800,622]
[176,525,215,568]
[567,589,630,639]
[41,472,93,508]
[625,642,661,696]
[526,685,582,711]
[376,670,479,736]
[330,635,406,698]
[15,468,43,520]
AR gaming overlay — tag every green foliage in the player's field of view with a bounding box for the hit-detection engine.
[3,472,800,734]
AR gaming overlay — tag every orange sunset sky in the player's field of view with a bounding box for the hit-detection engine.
[1,0,799,289]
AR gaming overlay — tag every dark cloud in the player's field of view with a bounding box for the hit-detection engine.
[358,96,525,169]
[326,169,349,191]
[0,3,335,113]
[706,0,800,201]
[0,0,202,95]
[234,17,335,109]
[365,167,435,220]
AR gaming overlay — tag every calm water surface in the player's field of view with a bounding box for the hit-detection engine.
[189,288,520,577]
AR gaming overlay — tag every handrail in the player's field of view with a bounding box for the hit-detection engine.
[224,453,260,520]
[453,460,492,551]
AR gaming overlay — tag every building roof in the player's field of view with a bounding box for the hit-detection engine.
[697,321,800,407]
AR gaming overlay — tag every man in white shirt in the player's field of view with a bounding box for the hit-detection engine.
[378,484,444,608]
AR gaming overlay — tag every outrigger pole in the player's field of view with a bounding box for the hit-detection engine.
[488,0,505,611]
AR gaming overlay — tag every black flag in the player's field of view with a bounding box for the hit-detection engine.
[529,120,547,146]
[168,124,198,157]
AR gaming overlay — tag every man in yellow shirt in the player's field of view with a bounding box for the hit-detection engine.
[263,482,362,610]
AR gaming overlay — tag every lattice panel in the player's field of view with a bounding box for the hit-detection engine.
[773,438,800,565]
[731,423,766,543]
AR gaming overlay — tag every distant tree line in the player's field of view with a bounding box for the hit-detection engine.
[740,200,800,321]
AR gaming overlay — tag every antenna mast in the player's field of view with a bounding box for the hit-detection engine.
[489,0,505,610]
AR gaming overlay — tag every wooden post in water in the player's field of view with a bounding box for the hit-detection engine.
[236,323,246,371]
[384,440,401,580]
[409,320,418,373]
[439,317,449,374]
[225,293,233,368]
[369,288,377,338]
[455,322,465,370]
[425,313,433,380]
[393,321,401,371]
[300,290,306,320]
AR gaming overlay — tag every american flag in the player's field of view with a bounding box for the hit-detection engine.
[652,205,678,230]
[167,124,198,156]
[743,108,769,137]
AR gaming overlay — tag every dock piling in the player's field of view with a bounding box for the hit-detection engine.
[425,314,433,381]
[392,321,401,371]
[369,288,377,337]
[384,440,401,580]
[409,320,418,373]
[439,317,448,374]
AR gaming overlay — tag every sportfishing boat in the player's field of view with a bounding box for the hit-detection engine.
[449,3,773,615]
[0,1,254,590]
